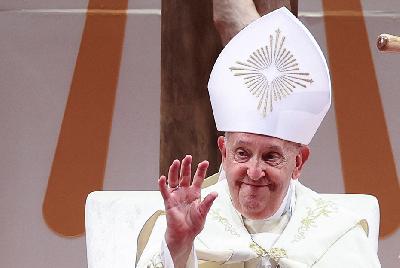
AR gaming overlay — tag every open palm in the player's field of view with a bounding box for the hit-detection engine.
[159,155,218,248]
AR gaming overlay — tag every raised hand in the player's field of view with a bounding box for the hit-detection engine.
[158,155,218,267]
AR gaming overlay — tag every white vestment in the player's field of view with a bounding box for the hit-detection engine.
[136,177,380,268]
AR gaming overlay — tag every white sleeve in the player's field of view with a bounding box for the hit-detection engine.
[161,238,198,268]
[136,215,199,268]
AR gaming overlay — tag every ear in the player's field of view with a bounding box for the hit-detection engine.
[292,145,310,180]
[217,136,227,166]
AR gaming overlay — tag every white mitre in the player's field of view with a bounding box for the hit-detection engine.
[208,7,331,145]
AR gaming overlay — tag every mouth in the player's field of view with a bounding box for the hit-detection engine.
[241,181,271,188]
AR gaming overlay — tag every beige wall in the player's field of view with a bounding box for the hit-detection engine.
[0,0,398,267]
[0,1,161,267]
[299,2,400,267]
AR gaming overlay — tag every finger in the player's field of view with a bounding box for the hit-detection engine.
[198,192,218,217]
[179,155,192,187]
[158,176,170,200]
[168,159,180,188]
[192,160,209,189]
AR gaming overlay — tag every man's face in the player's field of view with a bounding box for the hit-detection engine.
[218,132,309,220]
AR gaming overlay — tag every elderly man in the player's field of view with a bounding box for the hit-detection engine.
[137,7,380,268]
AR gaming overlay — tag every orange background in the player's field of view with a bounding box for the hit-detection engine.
[0,0,399,267]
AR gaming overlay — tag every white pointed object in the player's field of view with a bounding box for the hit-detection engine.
[208,7,331,145]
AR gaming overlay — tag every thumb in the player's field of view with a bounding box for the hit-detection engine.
[198,192,218,217]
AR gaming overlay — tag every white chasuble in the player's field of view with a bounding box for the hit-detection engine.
[137,177,380,268]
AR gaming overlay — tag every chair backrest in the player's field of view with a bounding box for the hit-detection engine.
[85,191,379,268]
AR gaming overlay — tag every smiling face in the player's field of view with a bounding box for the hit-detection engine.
[218,132,309,220]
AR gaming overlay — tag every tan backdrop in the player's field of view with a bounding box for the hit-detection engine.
[0,0,399,267]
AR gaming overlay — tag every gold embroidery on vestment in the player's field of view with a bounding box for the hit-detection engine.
[249,241,287,264]
[249,241,267,257]
[292,198,338,242]
[210,209,240,237]
[267,247,288,262]
[147,253,163,268]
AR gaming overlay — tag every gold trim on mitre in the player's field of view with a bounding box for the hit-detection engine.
[229,28,313,117]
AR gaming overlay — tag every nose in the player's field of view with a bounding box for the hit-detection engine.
[246,159,265,180]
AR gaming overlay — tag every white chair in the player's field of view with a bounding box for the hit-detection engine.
[85,188,379,268]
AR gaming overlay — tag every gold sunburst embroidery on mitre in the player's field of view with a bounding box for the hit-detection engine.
[229,28,313,117]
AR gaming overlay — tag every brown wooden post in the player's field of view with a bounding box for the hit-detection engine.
[253,0,296,17]
[160,1,222,177]
[160,0,297,178]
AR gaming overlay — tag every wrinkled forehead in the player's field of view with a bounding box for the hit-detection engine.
[225,132,291,149]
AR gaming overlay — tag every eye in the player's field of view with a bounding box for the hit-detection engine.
[233,148,250,162]
[263,152,284,166]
